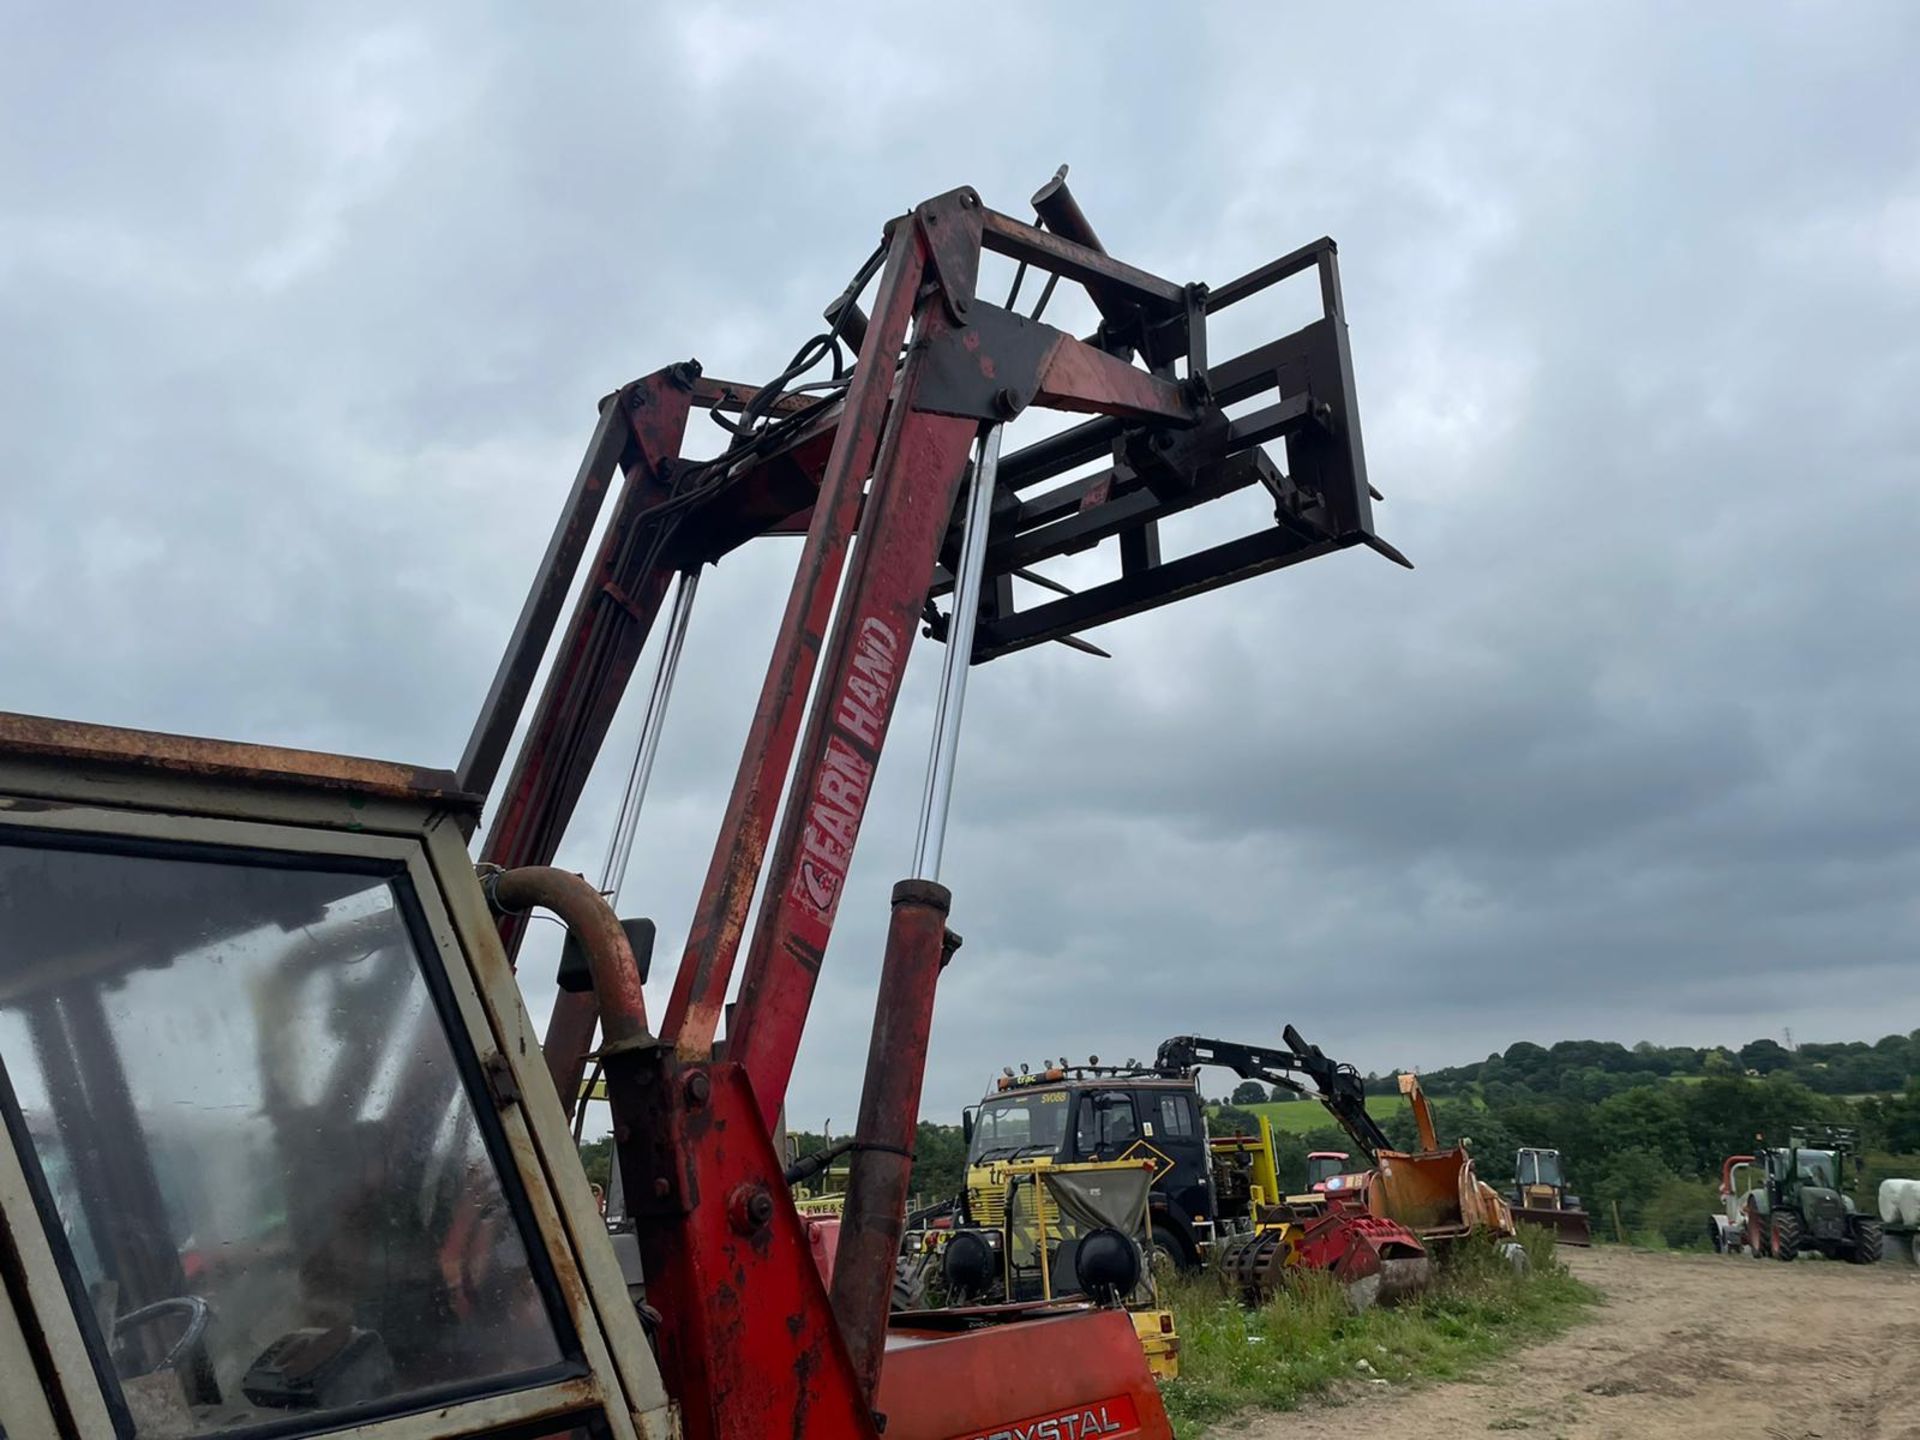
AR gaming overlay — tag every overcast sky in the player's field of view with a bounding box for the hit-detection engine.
[4,4,1916,1130]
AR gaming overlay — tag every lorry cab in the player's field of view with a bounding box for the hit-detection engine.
[1305,1151,1352,1192]
[964,1070,1215,1264]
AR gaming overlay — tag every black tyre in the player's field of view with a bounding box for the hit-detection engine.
[1708,1218,1725,1253]
[1772,1209,1803,1262]
[891,1253,934,1311]
[1850,1219,1884,1265]
[1150,1222,1195,1276]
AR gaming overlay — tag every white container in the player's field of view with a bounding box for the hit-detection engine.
[1878,1177,1920,1227]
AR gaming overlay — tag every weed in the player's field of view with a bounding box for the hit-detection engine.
[1158,1228,1595,1438]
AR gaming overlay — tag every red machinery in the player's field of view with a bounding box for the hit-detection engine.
[454,171,1400,1439]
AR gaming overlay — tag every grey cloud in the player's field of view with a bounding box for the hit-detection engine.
[4,3,1917,1129]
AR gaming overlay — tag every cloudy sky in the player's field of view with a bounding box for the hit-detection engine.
[5,4,1916,1130]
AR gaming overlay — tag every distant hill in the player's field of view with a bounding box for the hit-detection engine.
[1406,1031,1920,1103]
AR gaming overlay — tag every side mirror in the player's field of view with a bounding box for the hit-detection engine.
[962,1107,977,1145]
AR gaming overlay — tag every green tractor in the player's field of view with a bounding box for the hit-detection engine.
[1743,1126,1882,1264]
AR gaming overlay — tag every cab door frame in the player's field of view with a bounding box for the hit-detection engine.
[0,741,674,1440]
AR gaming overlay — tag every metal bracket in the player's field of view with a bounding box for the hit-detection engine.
[609,1043,699,1217]
[915,188,985,325]
[481,1051,522,1110]
[915,305,1057,423]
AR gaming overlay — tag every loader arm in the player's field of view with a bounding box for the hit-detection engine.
[1397,1071,1440,1151]
[1154,1027,1394,1159]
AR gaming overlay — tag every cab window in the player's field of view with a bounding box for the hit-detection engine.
[1074,1092,1139,1154]
[1158,1093,1197,1140]
[0,838,575,1437]
[968,1093,1069,1163]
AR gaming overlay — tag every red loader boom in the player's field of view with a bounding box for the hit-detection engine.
[0,169,1397,1440]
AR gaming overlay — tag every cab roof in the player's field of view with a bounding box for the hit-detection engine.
[0,710,478,811]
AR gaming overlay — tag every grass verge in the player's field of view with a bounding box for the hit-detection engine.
[1158,1227,1596,1438]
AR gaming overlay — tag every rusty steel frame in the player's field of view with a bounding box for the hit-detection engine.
[447,175,1396,1440]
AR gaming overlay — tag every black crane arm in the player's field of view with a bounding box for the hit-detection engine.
[1154,1025,1394,1159]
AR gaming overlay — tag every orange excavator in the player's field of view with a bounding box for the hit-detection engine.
[1372,1072,1516,1241]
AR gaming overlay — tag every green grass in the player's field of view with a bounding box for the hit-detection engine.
[1224,1093,1413,1134]
[1157,1228,1596,1438]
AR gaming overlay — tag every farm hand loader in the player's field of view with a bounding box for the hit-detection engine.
[0,168,1398,1439]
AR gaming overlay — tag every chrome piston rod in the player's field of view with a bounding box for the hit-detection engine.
[600,568,699,908]
[911,425,1001,882]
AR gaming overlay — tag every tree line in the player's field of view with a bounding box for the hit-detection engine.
[1219,1033,1920,1247]
[583,1031,1920,1250]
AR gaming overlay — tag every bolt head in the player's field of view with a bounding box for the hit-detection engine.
[685,1072,712,1105]
[727,1182,775,1234]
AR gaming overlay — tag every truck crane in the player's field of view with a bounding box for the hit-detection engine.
[1156,1031,1515,1252]
[0,169,1397,1440]
[1150,1030,1430,1307]
[1154,1027,1395,1158]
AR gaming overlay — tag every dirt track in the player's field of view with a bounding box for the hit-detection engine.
[1225,1246,1920,1440]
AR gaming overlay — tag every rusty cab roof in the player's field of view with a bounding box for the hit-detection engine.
[0,710,479,813]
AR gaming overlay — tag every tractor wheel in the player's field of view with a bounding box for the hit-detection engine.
[1850,1219,1884,1265]
[891,1252,934,1311]
[1746,1208,1768,1257]
[1150,1223,1195,1278]
[1708,1218,1725,1253]
[1771,1209,1803,1262]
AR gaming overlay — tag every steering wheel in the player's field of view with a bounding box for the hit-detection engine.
[112,1296,210,1378]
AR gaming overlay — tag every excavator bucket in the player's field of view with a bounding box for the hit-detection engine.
[1511,1204,1592,1246]
[1510,1151,1592,1244]
[1371,1148,1517,1241]
[1372,1150,1475,1235]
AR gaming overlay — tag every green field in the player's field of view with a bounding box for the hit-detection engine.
[1214,1093,1414,1133]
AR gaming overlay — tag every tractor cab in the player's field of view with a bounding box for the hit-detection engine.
[0,717,670,1439]
[1515,1148,1565,1190]
[1773,1148,1838,1190]
[1305,1151,1352,1191]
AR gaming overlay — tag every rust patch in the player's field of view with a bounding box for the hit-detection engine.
[0,710,478,810]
